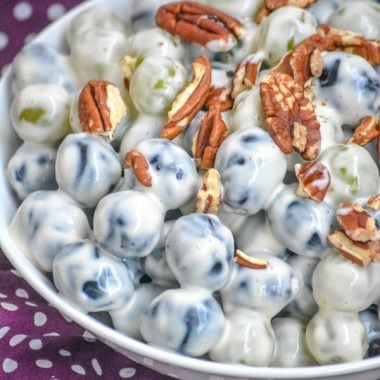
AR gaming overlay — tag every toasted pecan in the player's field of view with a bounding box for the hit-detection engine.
[160,55,212,140]
[348,116,380,146]
[79,80,126,137]
[196,168,222,214]
[235,250,268,269]
[295,161,331,202]
[367,194,380,211]
[124,150,152,187]
[193,108,228,169]
[205,86,233,112]
[337,202,380,243]
[156,2,245,52]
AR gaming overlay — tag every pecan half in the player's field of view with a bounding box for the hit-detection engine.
[232,54,263,99]
[256,0,316,24]
[367,194,380,211]
[160,55,212,140]
[193,108,228,169]
[205,86,233,112]
[295,161,331,202]
[260,72,320,160]
[337,202,380,243]
[235,250,268,269]
[156,2,245,52]
[124,150,152,187]
[318,24,380,65]
[79,80,127,137]
[327,230,379,267]
[196,168,222,214]
[348,116,380,146]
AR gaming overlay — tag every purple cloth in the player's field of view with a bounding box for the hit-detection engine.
[0,1,170,379]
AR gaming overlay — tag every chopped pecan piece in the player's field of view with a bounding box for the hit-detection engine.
[193,108,228,169]
[337,202,380,243]
[79,80,127,137]
[160,55,211,140]
[119,55,139,90]
[348,116,380,146]
[124,150,152,187]
[367,194,380,211]
[260,72,320,160]
[205,86,233,112]
[156,2,245,52]
[295,161,331,202]
[318,24,380,65]
[256,0,316,23]
[231,54,263,99]
[196,168,222,214]
[235,250,268,269]
[327,230,379,267]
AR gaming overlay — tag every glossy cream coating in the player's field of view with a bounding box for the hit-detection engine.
[10,43,77,95]
[93,190,164,258]
[327,1,380,40]
[140,288,225,357]
[11,84,72,144]
[166,214,234,291]
[110,283,166,340]
[231,87,264,132]
[312,250,380,312]
[70,28,128,86]
[67,5,129,46]
[215,127,287,215]
[320,144,380,206]
[315,52,380,125]
[266,184,335,259]
[129,56,187,116]
[235,211,287,258]
[360,307,380,358]
[53,240,134,312]
[286,255,319,320]
[144,221,178,287]
[221,254,300,318]
[124,139,198,211]
[55,133,122,208]
[256,6,318,66]
[126,28,186,63]
[198,0,262,19]
[306,310,368,364]
[9,190,90,272]
[210,310,276,366]
[271,318,316,367]
[7,142,57,200]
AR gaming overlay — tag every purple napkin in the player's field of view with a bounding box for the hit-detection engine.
[0,1,170,378]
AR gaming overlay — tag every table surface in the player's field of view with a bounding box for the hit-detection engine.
[0,1,171,379]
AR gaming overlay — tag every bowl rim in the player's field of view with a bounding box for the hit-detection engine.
[1,0,380,378]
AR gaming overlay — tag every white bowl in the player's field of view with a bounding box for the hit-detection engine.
[1,1,380,379]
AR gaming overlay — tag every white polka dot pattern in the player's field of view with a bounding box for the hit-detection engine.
[13,2,33,21]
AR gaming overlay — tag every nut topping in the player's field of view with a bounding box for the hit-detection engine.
[231,54,263,99]
[193,108,228,169]
[256,0,316,24]
[205,86,233,112]
[124,150,152,187]
[347,116,380,146]
[367,194,380,211]
[119,55,139,90]
[295,161,331,202]
[196,168,222,214]
[79,80,127,137]
[160,55,212,140]
[156,2,245,52]
[327,230,376,267]
[260,72,320,160]
[337,202,380,243]
[235,250,268,269]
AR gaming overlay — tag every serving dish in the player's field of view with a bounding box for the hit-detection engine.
[0,0,380,379]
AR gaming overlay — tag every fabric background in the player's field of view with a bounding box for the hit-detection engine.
[0,1,171,379]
